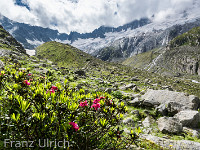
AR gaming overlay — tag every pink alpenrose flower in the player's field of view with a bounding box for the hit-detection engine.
[24,80,31,86]
[69,122,79,131]
[46,89,55,94]
[79,100,88,107]
[93,98,100,104]
[91,103,100,110]
[51,86,58,91]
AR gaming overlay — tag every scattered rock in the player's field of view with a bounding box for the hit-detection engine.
[75,70,85,76]
[131,77,139,81]
[132,86,140,92]
[0,60,4,69]
[119,83,136,91]
[12,59,19,64]
[183,127,200,138]
[123,118,135,126]
[105,88,115,94]
[157,116,182,134]
[76,84,83,90]
[127,97,141,107]
[141,134,200,150]
[130,110,140,118]
[174,110,200,128]
[19,68,26,71]
[40,63,47,67]
[126,83,136,89]
[142,116,155,128]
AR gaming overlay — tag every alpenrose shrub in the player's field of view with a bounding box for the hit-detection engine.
[0,64,134,149]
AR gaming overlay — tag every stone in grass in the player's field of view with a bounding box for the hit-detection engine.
[142,116,155,128]
[174,110,200,128]
[127,97,141,107]
[123,118,135,126]
[0,60,4,69]
[158,116,182,134]
[131,77,139,81]
[75,70,85,76]
[183,127,200,138]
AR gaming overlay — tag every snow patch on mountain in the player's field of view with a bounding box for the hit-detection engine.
[27,39,44,46]
[71,0,200,55]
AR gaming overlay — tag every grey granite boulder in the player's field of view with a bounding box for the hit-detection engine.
[174,110,200,128]
[142,89,200,111]
[142,116,155,128]
[157,116,183,134]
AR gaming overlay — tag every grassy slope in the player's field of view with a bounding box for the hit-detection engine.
[122,48,161,68]
[36,41,104,68]
[170,26,200,48]
[35,41,200,98]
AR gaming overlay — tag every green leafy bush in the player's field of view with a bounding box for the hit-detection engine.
[0,64,134,149]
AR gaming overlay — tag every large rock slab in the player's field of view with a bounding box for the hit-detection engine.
[174,110,200,128]
[156,101,187,116]
[141,89,200,112]
[158,117,183,134]
[141,134,200,150]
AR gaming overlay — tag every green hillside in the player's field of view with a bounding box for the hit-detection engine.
[170,26,200,48]
[36,41,103,68]
[122,48,161,68]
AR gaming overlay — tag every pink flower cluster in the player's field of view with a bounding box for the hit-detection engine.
[100,96,105,100]
[91,98,101,110]
[47,86,58,94]
[69,122,79,131]
[24,80,31,86]
[80,100,88,107]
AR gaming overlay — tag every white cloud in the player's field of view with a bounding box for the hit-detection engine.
[0,0,198,33]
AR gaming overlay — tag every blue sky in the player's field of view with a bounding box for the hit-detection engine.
[0,0,196,33]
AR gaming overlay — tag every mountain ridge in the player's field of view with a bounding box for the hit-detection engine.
[0,14,150,49]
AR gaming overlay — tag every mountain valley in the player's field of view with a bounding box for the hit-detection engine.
[1,1,200,149]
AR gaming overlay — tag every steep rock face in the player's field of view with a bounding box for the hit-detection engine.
[175,55,200,75]
[160,45,200,76]
[97,19,200,62]
[0,25,25,53]
[123,25,200,76]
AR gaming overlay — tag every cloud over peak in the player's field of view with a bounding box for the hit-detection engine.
[0,0,198,33]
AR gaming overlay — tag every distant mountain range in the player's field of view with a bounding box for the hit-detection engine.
[1,0,200,62]
[0,14,150,49]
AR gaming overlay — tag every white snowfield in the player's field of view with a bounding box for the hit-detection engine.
[71,0,200,54]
